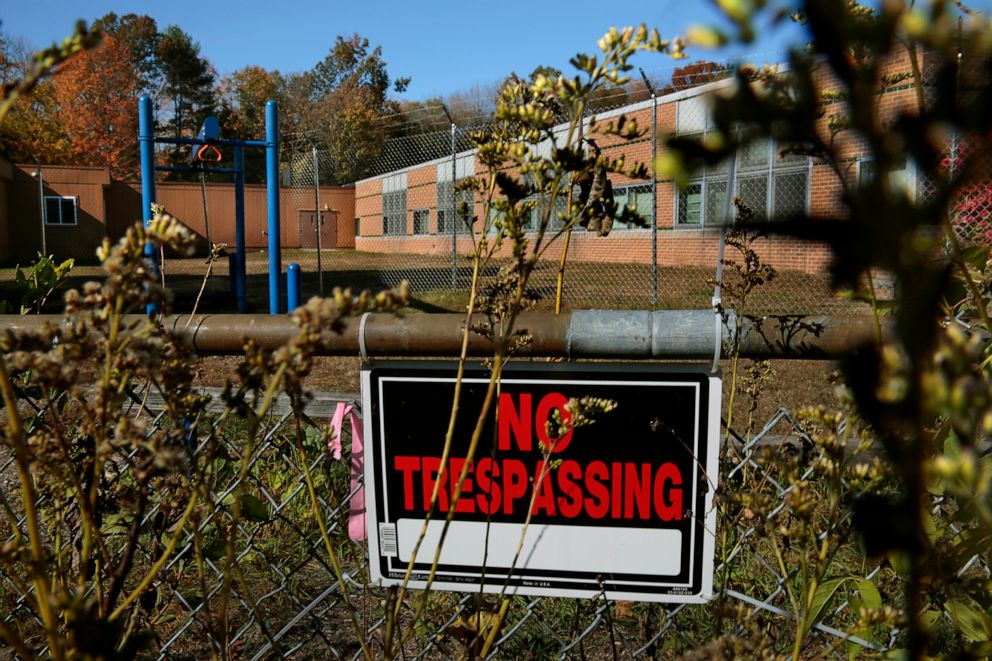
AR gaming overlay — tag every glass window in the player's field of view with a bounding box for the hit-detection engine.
[737,175,768,220]
[773,171,807,218]
[614,184,653,229]
[679,183,703,225]
[740,137,770,170]
[382,189,406,235]
[413,209,430,235]
[45,196,77,225]
[705,179,729,225]
[437,180,473,234]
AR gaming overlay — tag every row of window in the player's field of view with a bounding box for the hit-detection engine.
[362,148,921,235]
[370,184,657,237]
[677,136,810,225]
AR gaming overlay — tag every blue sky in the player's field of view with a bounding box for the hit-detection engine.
[0,1,973,102]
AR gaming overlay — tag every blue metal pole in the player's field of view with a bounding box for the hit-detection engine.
[287,263,301,311]
[234,145,247,313]
[265,100,281,314]
[138,96,158,313]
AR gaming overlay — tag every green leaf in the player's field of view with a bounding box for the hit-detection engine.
[241,493,270,522]
[887,550,911,577]
[856,579,882,610]
[946,599,992,642]
[203,539,227,560]
[920,610,942,632]
[805,577,849,636]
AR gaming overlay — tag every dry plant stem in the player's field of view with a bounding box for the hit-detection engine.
[555,224,573,315]
[231,562,284,655]
[109,490,199,620]
[0,615,35,661]
[396,352,505,654]
[478,450,553,658]
[384,252,485,656]
[216,362,287,652]
[186,249,219,328]
[0,359,62,660]
[865,271,884,344]
[944,218,992,330]
[191,525,222,657]
[384,175,497,655]
[293,420,372,660]
[104,488,150,614]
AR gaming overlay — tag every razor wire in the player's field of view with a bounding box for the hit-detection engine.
[3,385,984,659]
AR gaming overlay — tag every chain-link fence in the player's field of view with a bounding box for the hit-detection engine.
[11,53,992,316]
[3,382,984,658]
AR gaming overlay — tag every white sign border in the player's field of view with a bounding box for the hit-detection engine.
[361,364,720,604]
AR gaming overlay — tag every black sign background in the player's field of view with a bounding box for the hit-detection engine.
[363,361,719,600]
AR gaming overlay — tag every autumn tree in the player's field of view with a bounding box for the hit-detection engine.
[91,12,160,96]
[52,33,141,178]
[658,60,730,94]
[285,33,409,183]
[217,65,284,139]
[0,31,72,163]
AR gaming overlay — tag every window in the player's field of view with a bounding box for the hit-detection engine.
[45,196,77,226]
[355,217,361,237]
[413,208,430,234]
[859,157,916,201]
[613,184,653,229]
[436,180,473,234]
[674,137,809,226]
[383,189,406,235]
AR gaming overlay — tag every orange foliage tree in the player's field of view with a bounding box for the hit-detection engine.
[52,34,140,179]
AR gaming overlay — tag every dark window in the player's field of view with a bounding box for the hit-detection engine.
[45,196,77,226]
[614,184,653,229]
[383,189,406,235]
[413,209,430,234]
[437,180,473,234]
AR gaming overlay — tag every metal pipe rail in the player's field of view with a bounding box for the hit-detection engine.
[0,311,880,359]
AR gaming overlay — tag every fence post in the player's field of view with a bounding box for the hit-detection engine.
[639,69,659,309]
[265,100,282,314]
[313,145,324,296]
[234,144,247,313]
[450,121,457,287]
[32,157,46,257]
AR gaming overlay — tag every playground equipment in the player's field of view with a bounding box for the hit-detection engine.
[138,96,282,314]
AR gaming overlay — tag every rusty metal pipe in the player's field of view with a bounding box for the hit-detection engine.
[0,311,882,359]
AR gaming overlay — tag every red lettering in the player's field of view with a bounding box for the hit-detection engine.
[653,463,683,521]
[421,456,449,512]
[531,462,557,516]
[556,459,583,517]
[449,458,475,513]
[394,456,420,511]
[624,463,652,519]
[611,462,623,518]
[584,461,610,518]
[498,393,532,451]
[502,459,528,515]
[475,458,501,514]
[536,392,573,453]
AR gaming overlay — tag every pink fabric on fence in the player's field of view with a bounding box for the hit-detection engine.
[330,402,367,542]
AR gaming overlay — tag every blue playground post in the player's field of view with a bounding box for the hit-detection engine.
[287,263,301,311]
[233,145,247,312]
[138,96,157,313]
[138,97,276,314]
[265,101,281,314]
